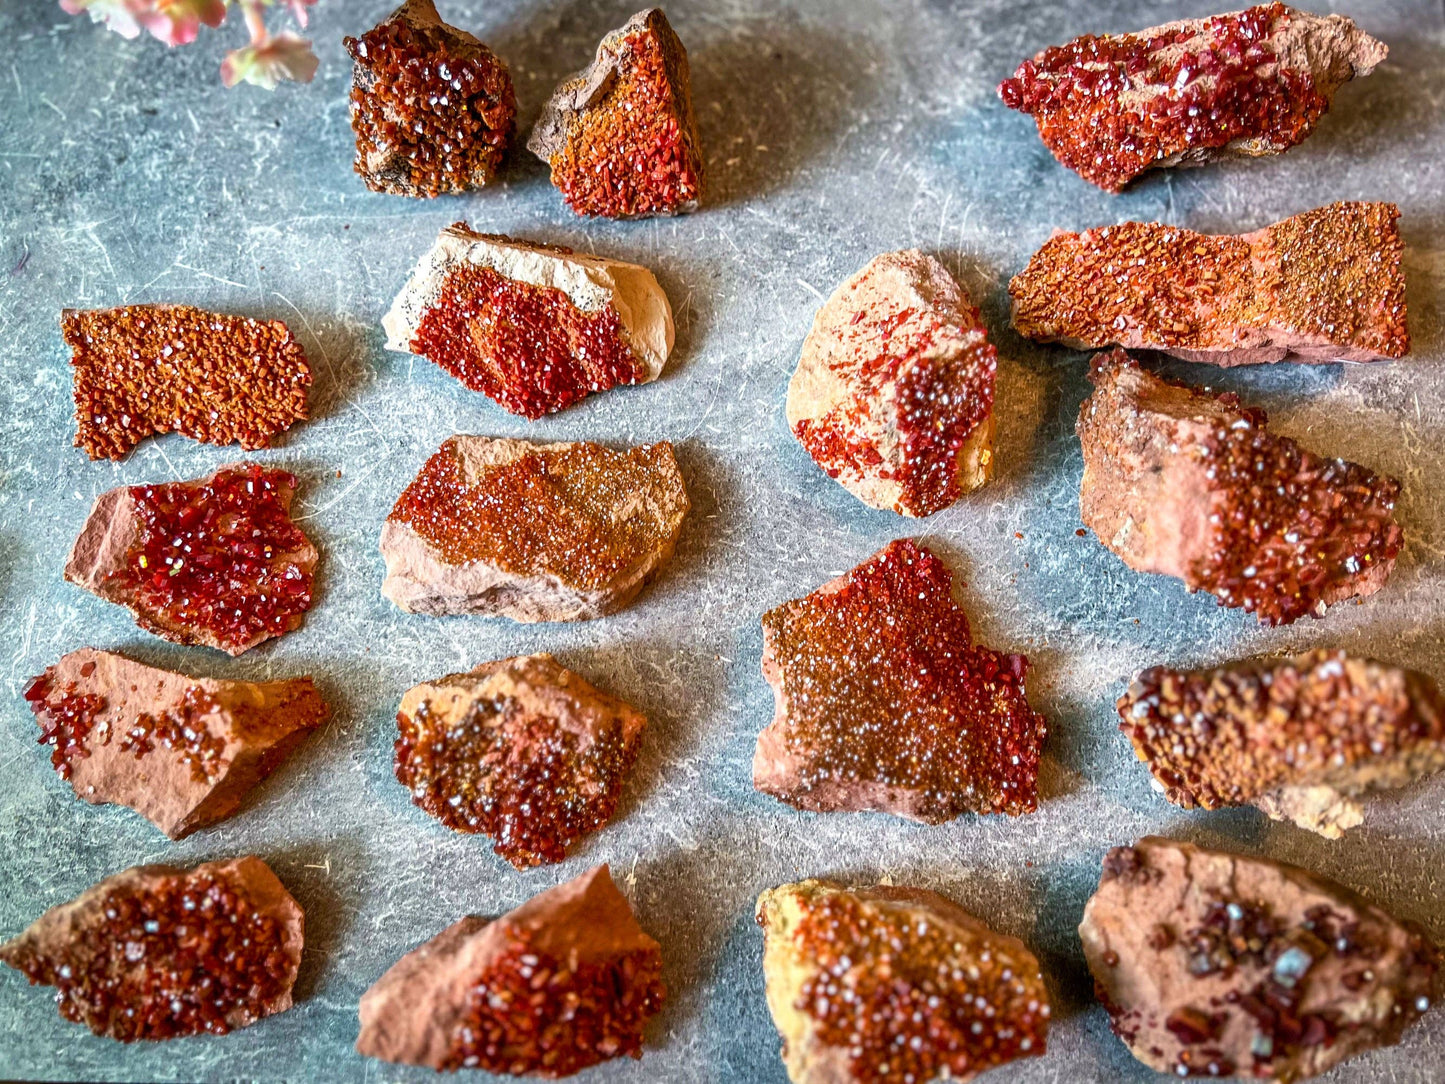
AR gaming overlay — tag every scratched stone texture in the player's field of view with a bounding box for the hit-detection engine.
[1,0,1443,1081]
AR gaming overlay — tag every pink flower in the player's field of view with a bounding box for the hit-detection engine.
[220,31,318,89]
[61,0,226,47]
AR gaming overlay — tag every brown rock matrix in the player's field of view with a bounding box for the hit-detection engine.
[1080,837,1439,1081]
[756,879,1050,1084]
[1011,202,1410,365]
[528,9,704,218]
[753,539,1047,821]
[344,0,516,197]
[63,303,311,460]
[65,463,318,654]
[382,225,674,418]
[394,654,646,869]
[788,250,998,517]
[23,648,329,839]
[356,865,664,1075]
[0,857,304,1042]
[381,436,689,621]
[1078,351,1402,625]
[998,4,1386,192]
[1118,650,1445,838]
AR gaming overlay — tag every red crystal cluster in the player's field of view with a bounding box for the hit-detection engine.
[119,687,228,783]
[23,674,106,780]
[3,870,292,1041]
[410,264,645,418]
[999,4,1328,191]
[110,465,314,651]
[443,932,665,1075]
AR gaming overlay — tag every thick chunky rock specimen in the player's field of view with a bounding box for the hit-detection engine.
[23,648,329,839]
[1080,837,1439,1081]
[381,436,688,621]
[1118,650,1445,838]
[65,463,318,654]
[528,8,704,218]
[1012,202,1410,365]
[1078,351,1402,625]
[999,4,1387,192]
[0,857,304,1042]
[753,539,1046,821]
[383,224,675,418]
[62,304,312,460]
[344,0,516,197]
[756,879,1050,1084]
[394,654,646,868]
[356,865,665,1075]
[787,250,998,517]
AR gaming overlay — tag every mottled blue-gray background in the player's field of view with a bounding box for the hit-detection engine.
[1,1,1442,1081]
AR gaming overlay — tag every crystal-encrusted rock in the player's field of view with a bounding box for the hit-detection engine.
[394,654,646,869]
[381,436,688,622]
[753,539,1046,821]
[1118,650,1445,838]
[64,464,318,655]
[23,648,329,839]
[62,304,311,460]
[528,8,704,218]
[1012,202,1410,364]
[1080,837,1439,1081]
[787,250,998,517]
[356,865,664,1075]
[756,879,1050,1084]
[344,0,516,197]
[0,857,304,1041]
[999,4,1387,192]
[382,224,674,418]
[1078,350,1402,625]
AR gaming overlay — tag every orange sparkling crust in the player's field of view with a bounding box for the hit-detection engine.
[63,304,311,460]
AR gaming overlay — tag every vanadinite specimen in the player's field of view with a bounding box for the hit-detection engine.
[356,865,665,1075]
[0,857,304,1042]
[998,4,1387,192]
[381,436,689,621]
[62,304,311,460]
[24,648,329,839]
[1012,202,1410,365]
[756,880,1050,1084]
[65,463,318,654]
[394,654,646,869]
[1078,350,1402,625]
[1080,837,1439,1081]
[528,8,704,218]
[788,250,997,518]
[753,538,1047,821]
[344,0,516,197]
[1118,650,1445,839]
[383,224,675,418]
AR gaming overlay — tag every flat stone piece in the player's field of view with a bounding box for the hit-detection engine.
[1080,837,1439,1081]
[787,249,997,517]
[1118,649,1445,838]
[753,538,1046,821]
[356,865,665,1075]
[381,436,689,621]
[64,463,318,655]
[382,224,674,418]
[0,857,304,1042]
[527,8,704,218]
[756,879,1050,1084]
[344,0,516,197]
[1077,350,1402,625]
[62,303,311,460]
[394,653,646,868]
[23,648,329,839]
[998,3,1387,192]
[1011,201,1410,364]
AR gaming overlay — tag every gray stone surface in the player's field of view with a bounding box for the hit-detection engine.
[0,0,1441,1081]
